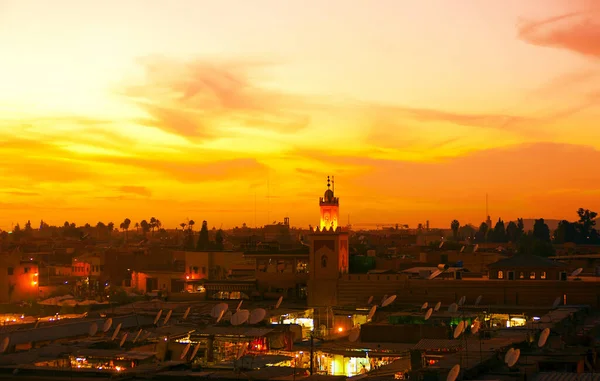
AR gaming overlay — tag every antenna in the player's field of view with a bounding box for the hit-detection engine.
[453,321,465,339]
[571,268,583,277]
[163,310,173,325]
[237,300,243,311]
[0,337,10,353]
[153,310,163,325]
[183,307,191,320]
[88,322,98,337]
[486,193,489,220]
[231,310,250,326]
[505,348,520,367]
[133,329,142,343]
[275,296,283,309]
[190,344,201,360]
[475,295,482,306]
[332,175,335,194]
[211,303,229,318]
[216,309,225,323]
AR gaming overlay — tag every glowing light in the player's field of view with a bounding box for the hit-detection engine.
[338,327,343,332]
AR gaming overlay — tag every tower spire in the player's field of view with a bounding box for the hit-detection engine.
[327,176,331,189]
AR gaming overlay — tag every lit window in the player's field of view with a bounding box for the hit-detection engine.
[541,271,546,279]
[530,272,536,279]
[519,272,524,279]
[498,271,504,279]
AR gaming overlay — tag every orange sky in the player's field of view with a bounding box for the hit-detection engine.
[1,0,599,230]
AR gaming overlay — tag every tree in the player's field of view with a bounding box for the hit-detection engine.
[107,222,114,237]
[134,222,140,233]
[450,220,460,240]
[476,222,488,242]
[533,218,551,242]
[215,229,224,250]
[576,208,598,244]
[506,221,518,243]
[120,218,131,241]
[518,231,555,257]
[197,221,209,251]
[491,218,507,243]
[458,224,476,241]
[553,220,578,244]
[140,220,150,236]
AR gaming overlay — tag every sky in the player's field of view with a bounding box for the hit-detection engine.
[0,0,599,230]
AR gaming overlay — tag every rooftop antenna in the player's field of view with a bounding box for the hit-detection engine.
[486,193,489,220]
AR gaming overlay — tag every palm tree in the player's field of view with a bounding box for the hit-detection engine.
[134,222,140,233]
[140,220,150,236]
[451,220,460,239]
[188,220,195,231]
[107,222,114,236]
[96,222,106,239]
[150,217,157,235]
[121,218,131,242]
[180,222,187,230]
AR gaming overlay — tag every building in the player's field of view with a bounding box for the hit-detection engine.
[0,255,39,303]
[487,254,569,281]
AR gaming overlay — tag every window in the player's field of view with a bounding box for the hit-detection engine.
[189,266,193,274]
[193,266,198,274]
[529,272,536,279]
[24,267,30,274]
[541,271,547,279]
[519,272,524,279]
[498,270,504,279]
[321,255,328,268]
[7,267,13,275]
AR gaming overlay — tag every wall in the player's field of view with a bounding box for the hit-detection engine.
[174,251,249,281]
[307,231,349,307]
[6,262,40,303]
[130,271,183,294]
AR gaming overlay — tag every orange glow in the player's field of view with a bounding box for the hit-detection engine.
[0,1,599,229]
[337,327,343,333]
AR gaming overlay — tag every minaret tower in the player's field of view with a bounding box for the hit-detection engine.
[319,176,339,231]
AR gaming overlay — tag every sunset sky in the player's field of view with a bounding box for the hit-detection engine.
[1,0,599,230]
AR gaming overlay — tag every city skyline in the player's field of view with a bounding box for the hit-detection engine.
[1,0,599,230]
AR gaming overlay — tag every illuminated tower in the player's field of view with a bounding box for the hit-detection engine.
[319,176,339,231]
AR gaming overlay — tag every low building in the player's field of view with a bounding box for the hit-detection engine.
[487,255,568,281]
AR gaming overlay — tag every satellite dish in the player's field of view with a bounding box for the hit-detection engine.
[552,296,561,309]
[180,343,191,360]
[458,296,466,306]
[506,348,520,367]
[475,295,482,306]
[421,302,428,310]
[434,302,441,312]
[538,328,550,348]
[428,269,443,280]
[504,348,515,364]
[103,318,113,333]
[275,296,283,309]
[216,309,226,323]
[231,309,250,326]
[381,295,388,305]
[453,321,465,339]
[183,306,191,320]
[190,344,201,360]
[367,305,377,321]
[0,337,10,353]
[111,323,122,341]
[471,320,481,335]
[473,244,479,252]
[367,295,374,305]
[237,300,243,311]
[571,268,583,277]
[424,308,433,321]
[211,303,229,318]
[460,246,465,253]
[348,328,361,342]
[133,329,142,343]
[89,322,98,337]
[154,309,163,325]
[119,333,128,347]
[447,364,460,381]
[448,303,459,313]
[163,310,173,325]
[381,295,397,307]
[34,320,40,329]
[248,308,267,325]
[236,344,247,360]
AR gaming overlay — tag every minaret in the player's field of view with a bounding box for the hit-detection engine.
[319,176,340,231]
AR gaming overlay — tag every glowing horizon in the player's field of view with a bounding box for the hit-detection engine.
[1,0,599,230]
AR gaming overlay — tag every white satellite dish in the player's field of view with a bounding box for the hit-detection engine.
[448,303,459,313]
[453,321,465,339]
[473,244,479,252]
[381,295,388,305]
[381,295,397,307]
[111,323,122,341]
[504,348,515,364]
[421,302,428,310]
[428,269,443,280]
[183,306,191,320]
[190,344,201,360]
[133,329,142,343]
[458,296,466,306]
[507,348,520,367]
[571,268,583,277]
[348,328,361,342]
[119,333,128,347]
[180,343,191,360]
[163,310,173,325]
[154,309,163,325]
[0,337,10,353]
[460,246,465,253]
[103,318,113,333]
[275,296,283,309]
[434,302,442,311]
[231,309,250,326]
[211,303,228,318]
[237,300,243,311]
[424,308,433,321]
[88,322,98,337]
[439,241,444,249]
[447,364,460,381]
[552,296,561,309]
[538,328,550,348]
[471,320,481,335]
[367,295,373,305]
[367,305,377,321]
[216,309,226,323]
[248,308,267,325]
[475,295,482,306]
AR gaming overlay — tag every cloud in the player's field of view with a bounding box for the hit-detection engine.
[120,56,312,139]
[518,10,600,58]
[118,186,152,197]
[0,191,39,196]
